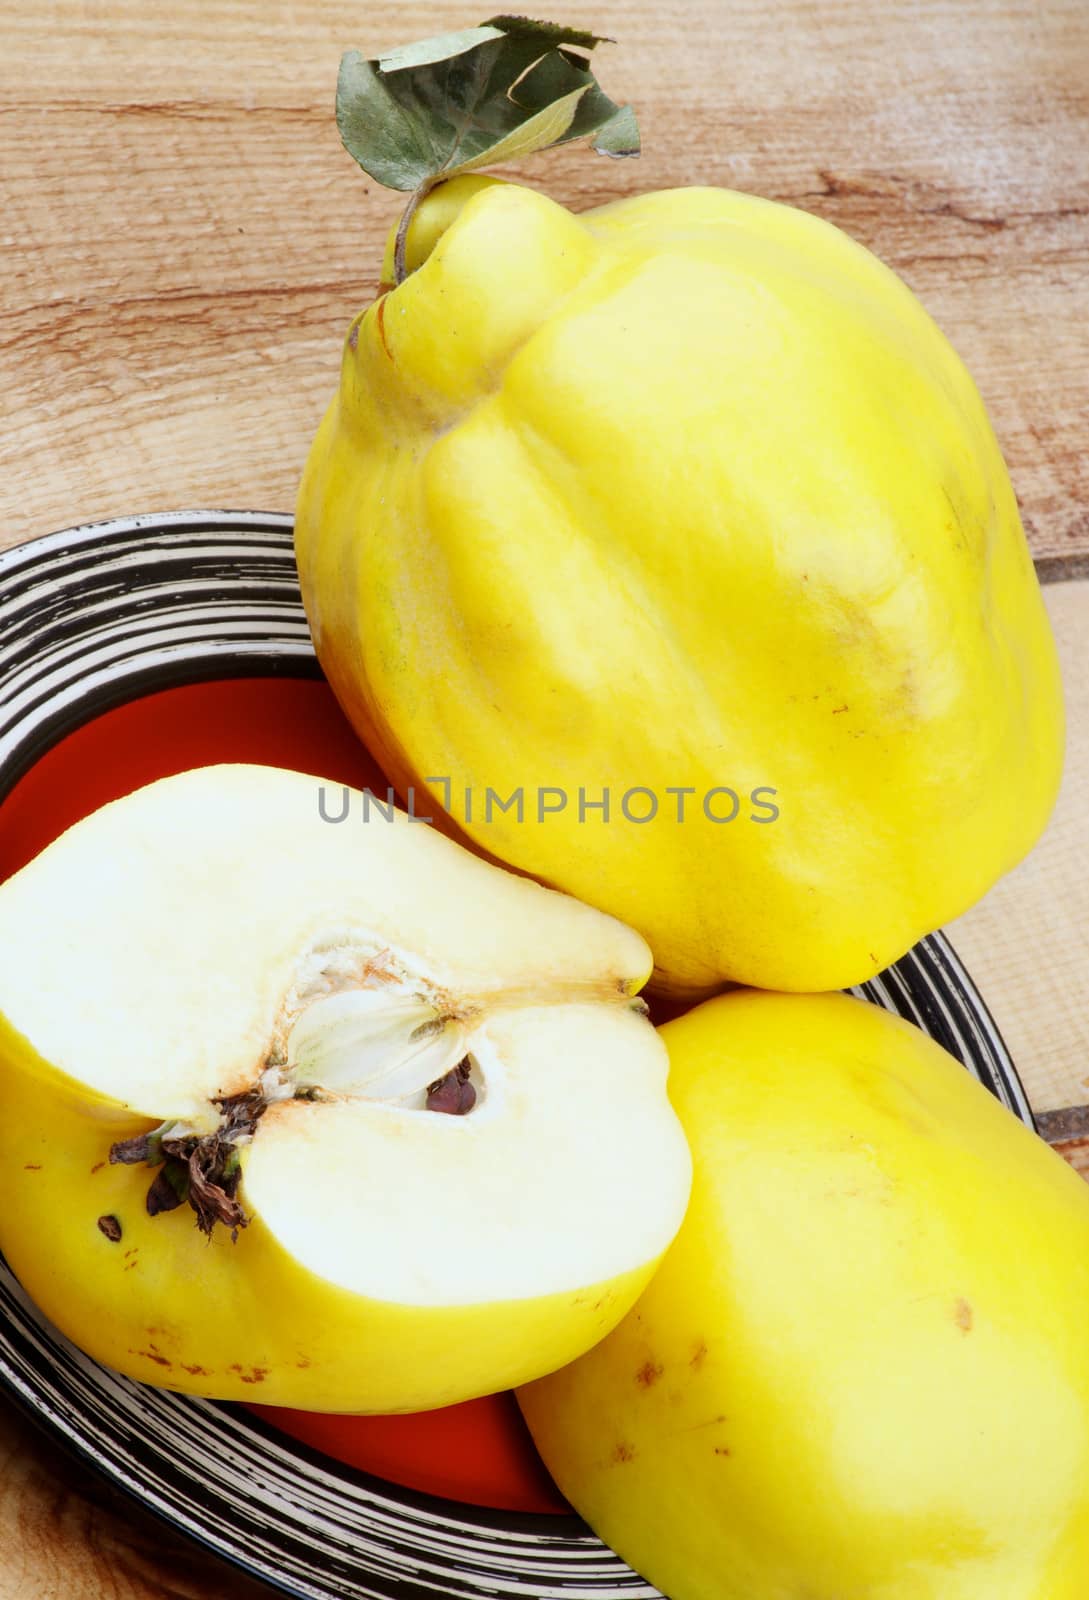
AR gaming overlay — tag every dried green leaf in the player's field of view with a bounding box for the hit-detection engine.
[483,17,611,50]
[336,14,638,194]
[450,84,590,176]
[588,102,640,157]
[377,24,505,73]
[336,52,446,192]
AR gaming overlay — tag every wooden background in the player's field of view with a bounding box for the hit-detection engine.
[1,0,1087,1594]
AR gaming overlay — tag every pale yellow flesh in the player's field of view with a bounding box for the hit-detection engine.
[0,763,651,1117]
[245,1002,690,1305]
[0,1021,656,1412]
[0,765,691,1409]
[519,991,1089,1599]
[296,177,1063,995]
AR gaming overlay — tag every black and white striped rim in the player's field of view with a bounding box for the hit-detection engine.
[0,512,1033,1599]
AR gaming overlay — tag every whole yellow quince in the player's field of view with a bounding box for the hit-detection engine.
[297,176,1062,995]
[519,990,1089,1599]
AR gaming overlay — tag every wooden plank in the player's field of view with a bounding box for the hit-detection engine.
[1,0,1086,554]
[0,1400,271,1599]
[947,580,1089,1117]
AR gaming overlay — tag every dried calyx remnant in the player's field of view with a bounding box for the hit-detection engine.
[108,1056,476,1240]
[110,1086,264,1240]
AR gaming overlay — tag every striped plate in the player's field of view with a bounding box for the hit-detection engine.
[0,512,1034,1600]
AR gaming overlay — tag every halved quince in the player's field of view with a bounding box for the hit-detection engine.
[0,764,690,1411]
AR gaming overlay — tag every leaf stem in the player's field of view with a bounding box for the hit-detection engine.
[393,178,437,286]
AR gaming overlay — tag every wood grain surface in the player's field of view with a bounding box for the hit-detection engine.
[1,1,1087,1596]
[950,580,1089,1122]
[2,0,1088,556]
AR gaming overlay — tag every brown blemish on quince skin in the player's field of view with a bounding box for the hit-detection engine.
[635,1360,663,1388]
[90,1161,105,1175]
[690,1340,709,1370]
[229,1363,269,1385]
[611,1442,636,1464]
[182,1363,212,1377]
[375,296,392,363]
[954,1298,974,1332]
[132,1348,172,1369]
[23,1163,41,1171]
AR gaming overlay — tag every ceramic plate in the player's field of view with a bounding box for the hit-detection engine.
[0,512,1035,1600]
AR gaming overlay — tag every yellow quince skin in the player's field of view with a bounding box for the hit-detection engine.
[297,177,1062,996]
[519,989,1089,1600]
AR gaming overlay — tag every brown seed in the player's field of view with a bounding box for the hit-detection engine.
[427,1060,477,1115]
[426,1073,464,1114]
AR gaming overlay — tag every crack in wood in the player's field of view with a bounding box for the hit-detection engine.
[1036,1105,1089,1144]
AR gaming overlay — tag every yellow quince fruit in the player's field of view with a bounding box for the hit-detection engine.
[297,173,1061,996]
[297,25,1062,995]
[0,765,690,1411]
[519,990,1089,1599]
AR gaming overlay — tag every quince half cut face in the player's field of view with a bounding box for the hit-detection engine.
[0,764,691,1412]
